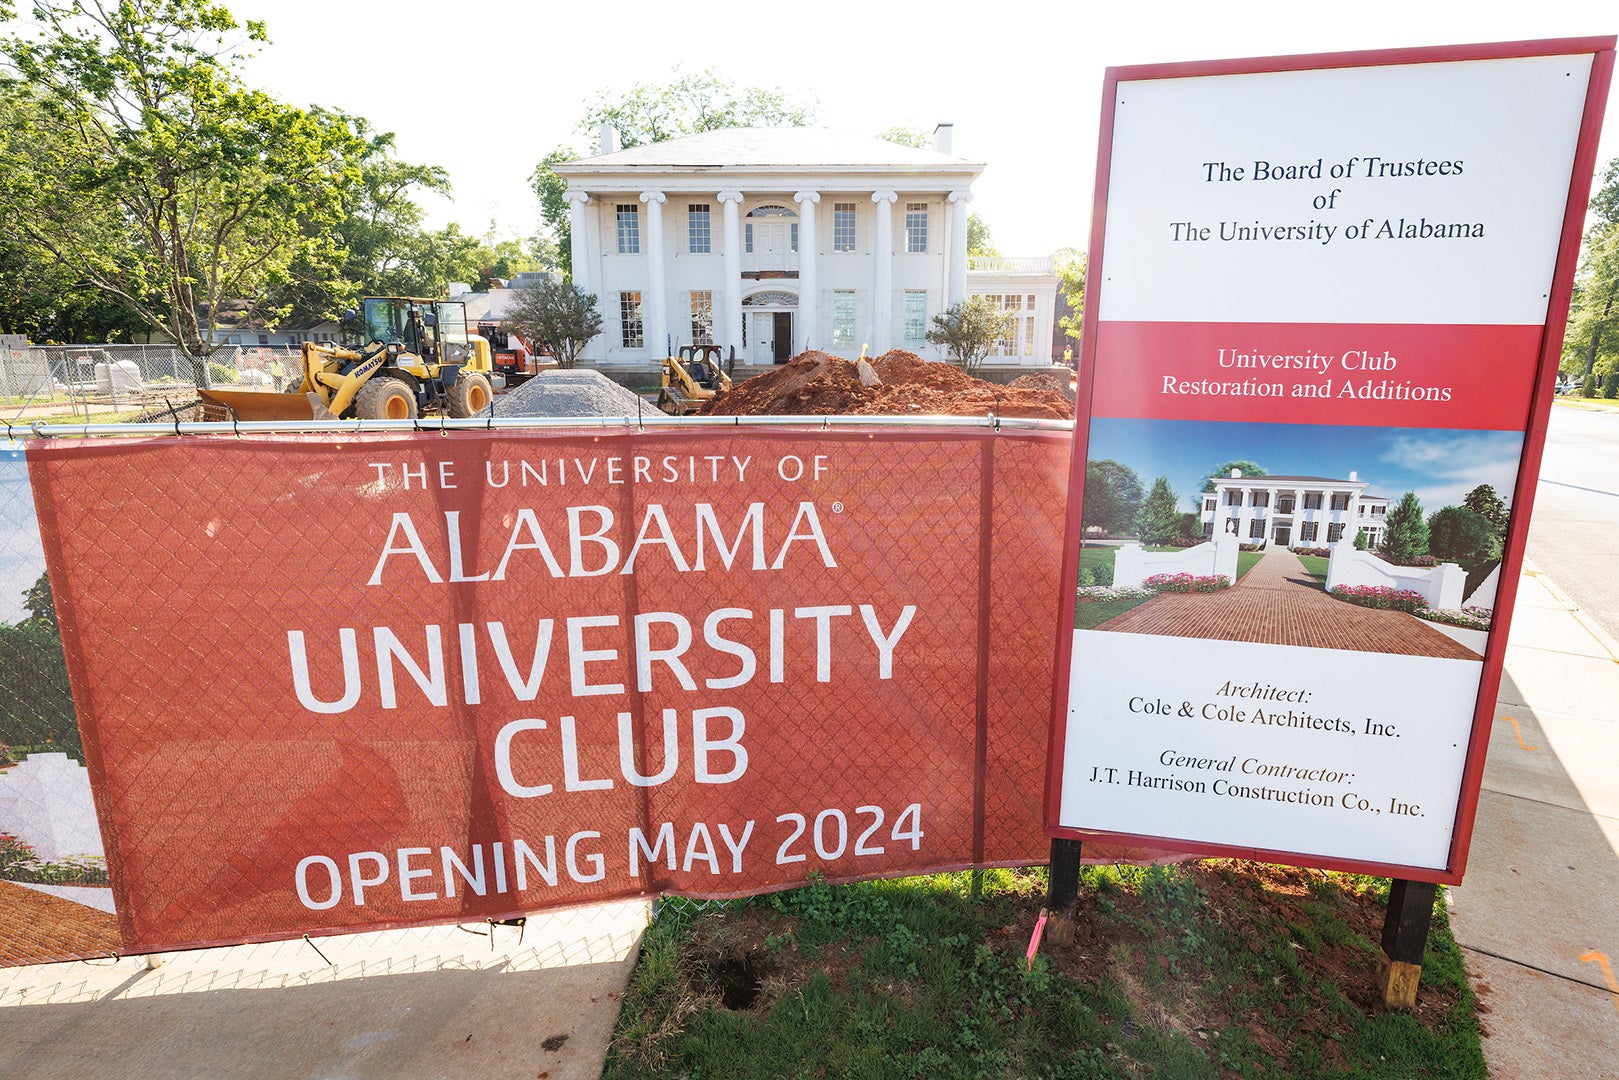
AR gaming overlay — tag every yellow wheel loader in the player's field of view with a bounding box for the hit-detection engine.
[198,297,496,422]
[656,344,733,415]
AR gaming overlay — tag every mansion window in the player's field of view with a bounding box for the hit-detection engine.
[1330,493,1352,511]
[1203,521,1215,538]
[616,204,640,254]
[690,291,713,344]
[903,291,927,347]
[1300,522,1319,542]
[1251,491,1269,507]
[833,203,857,251]
[1327,523,1345,543]
[1371,505,1386,516]
[832,290,856,348]
[744,223,753,253]
[1250,519,1266,539]
[688,204,711,253]
[1303,493,1323,510]
[1204,497,1217,512]
[1225,491,1242,506]
[619,292,643,348]
[977,293,1038,358]
[905,202,928,253]
[1277,496,1295,513]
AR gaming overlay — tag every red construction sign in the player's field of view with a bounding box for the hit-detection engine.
[1048,38,1615,883]
[29,426,1077,952]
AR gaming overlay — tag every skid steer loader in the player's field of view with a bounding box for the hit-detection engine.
[656,344,732,415]
[198,297,496,421]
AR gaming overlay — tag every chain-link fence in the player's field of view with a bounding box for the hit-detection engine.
[2,343,306,424]
[0,419,1109,967]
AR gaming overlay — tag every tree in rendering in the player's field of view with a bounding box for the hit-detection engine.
[1135,477,1183,546]
[1379,492,1429,564]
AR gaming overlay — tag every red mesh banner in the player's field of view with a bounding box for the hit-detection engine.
[27,426,1078,954]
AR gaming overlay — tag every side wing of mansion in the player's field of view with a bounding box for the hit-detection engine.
[552,124,1058,367]
[1201,471,1390,549]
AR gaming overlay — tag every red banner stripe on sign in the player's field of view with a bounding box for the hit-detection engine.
[1091,322,1544,430]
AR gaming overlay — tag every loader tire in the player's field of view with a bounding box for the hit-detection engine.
[356,376,418,421]
[448,372,494,417]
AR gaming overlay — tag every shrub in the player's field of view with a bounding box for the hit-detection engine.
[1076,585,1155,602]
[1143,572,1232,593]
[1416,606,1493,631]
[1329,584,1427,612]
[206,361,240,384]
[1076,566,1095,588]
[1291,546,1333,558]
[1238,543,1264,552]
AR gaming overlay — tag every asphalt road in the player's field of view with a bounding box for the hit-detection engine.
[1524,402,1619,639]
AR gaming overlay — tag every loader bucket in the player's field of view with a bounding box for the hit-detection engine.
[197,389,325,422]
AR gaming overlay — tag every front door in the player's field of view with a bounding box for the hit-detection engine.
[1274,526,1291,548]
[773,312,793,362]
[752,312,775,364]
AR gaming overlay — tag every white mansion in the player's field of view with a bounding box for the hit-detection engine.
[551,124,1058,366]
[1200,470,1391,549]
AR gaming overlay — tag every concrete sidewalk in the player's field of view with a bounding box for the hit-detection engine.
[1448,564,1619,1077]
[0,898,651,1079]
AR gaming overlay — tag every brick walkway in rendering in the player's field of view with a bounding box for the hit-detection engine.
[1096,548,1481,659]
[0,879,119,966]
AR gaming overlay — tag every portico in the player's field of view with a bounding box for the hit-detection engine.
[552,125,1053,367]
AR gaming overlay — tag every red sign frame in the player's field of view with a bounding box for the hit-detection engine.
[1045,38,1616,885]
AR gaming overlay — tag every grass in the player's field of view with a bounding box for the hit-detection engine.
[1298,553,1330,582]
[605,863,1485,1080]
[1074,546,1264,631]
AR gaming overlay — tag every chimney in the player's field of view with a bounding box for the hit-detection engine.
[600,123,619,155]
[1349,470,1358,481]
[933,122,953,155]
[1229,468,1241,478]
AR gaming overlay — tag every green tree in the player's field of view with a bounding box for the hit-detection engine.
[1427,505,1501,570]
[1082,459,1145,535]
[926,296,1012,374]
[531,70,817,274]
[967,212,998,257]
[1135,477,1182,546]
[21,573,54,627]
[1563,159,1619,394]
[1201,461,1266,492]
[876,125,929,149]
[0,0,361,384]
[1461,483,1510,534]
[1379,491,1429,564]
[1353,527,1369,551]
[1054,248,1086,344]
[502,277,602,367]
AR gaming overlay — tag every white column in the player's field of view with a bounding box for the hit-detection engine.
[871,190,897,354]
[565,189,598,360]
[794,190,820,354]
[718,190,744,360]
[947,190,972,308]
[640,190,667,359]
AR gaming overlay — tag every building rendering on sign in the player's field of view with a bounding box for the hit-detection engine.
[1200,470,1390,549]
[551,124,1058,366]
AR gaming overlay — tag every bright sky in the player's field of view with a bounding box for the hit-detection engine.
[233,0,1619,258]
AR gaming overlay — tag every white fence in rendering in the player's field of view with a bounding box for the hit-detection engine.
[1325,540,1467,610]
[1113,535,1239,588]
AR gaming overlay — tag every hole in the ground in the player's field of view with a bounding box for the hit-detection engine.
[709,953,766,1010]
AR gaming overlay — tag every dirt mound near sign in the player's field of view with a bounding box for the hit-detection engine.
[701,349,1074,420]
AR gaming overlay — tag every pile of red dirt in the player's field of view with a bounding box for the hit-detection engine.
[701,350,1075,420]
